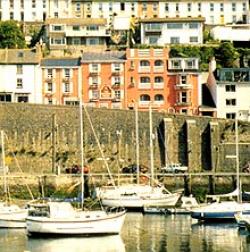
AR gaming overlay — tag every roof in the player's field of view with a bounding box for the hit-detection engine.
[41,58,81,67]
[45,18,107,26]
[0,49,40,64]
[81,51,126,63]
[140,17,205,23]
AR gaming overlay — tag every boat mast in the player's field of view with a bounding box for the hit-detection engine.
[235,117,240,203]
[1,130,7,199]
[149,104,154,186]
[78,65,84,209]
[135,102,140,184]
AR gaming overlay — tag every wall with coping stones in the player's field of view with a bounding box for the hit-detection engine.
[1,103,250,176]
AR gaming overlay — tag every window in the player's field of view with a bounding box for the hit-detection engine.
[225,85,236,92]
[120,2,125,11]
[170,37,180,44]
[140,77,150,83]
[232,15,236,23]
[210,16,214,24]
[189,23,198,29]
[165,3,169,12]
[155,60,163,66]
[220,3,224,12]
[187,3,192,12]
[114,77,121,85]
[226,99,236,106]
[142,3,147,11]
[167,23,183,29]
[155,76,163,83]
[109,2,113,11]
[47,69,53,77]
[186,59,196,69]
[99,3,103,11]
[51,37,65,45]
[16,65,23,74]
[20,0,24,8]
[180,92,187,103]
[171,59,181,68]
[180,75,187,84]
[72,38,80,45]
[114,63,120,71]
[64,69,70,77]
[10,0,14,8]
[54,12,58,18]
[32,0,36,8]
[232,3,236,12]
[153,3,158,11]
[75,2,80,11]
[91,64,99,72]
[190,36,198,43]
[130,61,134,69]
[48,98,53,104]
[20,12,24,21]
[54,0,58,8]
[73,25,80,31]
[131,3,135,11]
[91,76,98,85]
[87,25,99,31]
[88,38,100,45]
[149,36,159,45]
[64,83,70,93]
[210,3,214,11]
[10,12,14,19]
[145,23,162,31]
[226,113,236,119]
[176,3,179,11]
[140,60,150,67]
[52,25,63,31]
[47,82,53,92]
[16,78,23,89]
[243,3,246,11]
[114,90,121,99]
[43,0,46,8]
[91,90,99,99]
[140,94,150,101]
[155,94,164,101]
[198,3,201,12]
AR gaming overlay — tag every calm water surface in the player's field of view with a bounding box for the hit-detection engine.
[0,213,250,252]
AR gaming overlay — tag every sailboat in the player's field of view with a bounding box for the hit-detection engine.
[26,91,126,236]
[96,103,181,210]
[0,130,28,228]
[191,118,250,221]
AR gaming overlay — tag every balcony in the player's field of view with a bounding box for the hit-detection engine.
[89,71,99,76]
[153,66,164,72]
[63,92,71,96]
[175,101,192,106]
[45,76,53,82]
[89,84,98,89]
[175,84,192,90]
[138,66,150,73]
[112,70,121,75]
[112,97,121,102]
[112,83,121,89]
[90,96,99,101]
[63,76,71,82]
[138,100,151,107]
[153,82,164,89]
[138,83,151,89]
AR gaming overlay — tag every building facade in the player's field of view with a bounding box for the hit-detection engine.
[81,51,126,109]
[41,58,81,105]
[0,47,42,103]
[140,17,204,45]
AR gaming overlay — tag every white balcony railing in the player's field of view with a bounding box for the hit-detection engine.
[138,83,151,89]
[139,100,150,107]
[153,66,164,72]
[138,66,150,73]
[153,82,164,89]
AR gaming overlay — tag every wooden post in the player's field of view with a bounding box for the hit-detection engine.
[52,114,57,174]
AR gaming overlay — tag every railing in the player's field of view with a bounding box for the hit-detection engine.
[138,83,151,89]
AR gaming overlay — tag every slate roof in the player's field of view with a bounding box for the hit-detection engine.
[41,58,81,67]
[81,51,126,63]
[0,49,40,64]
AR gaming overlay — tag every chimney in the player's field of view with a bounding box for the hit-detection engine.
[209,57,216,73]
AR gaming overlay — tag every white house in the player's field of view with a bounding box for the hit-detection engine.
[0,47,42,103]
[158,0,249,25]
[140,17,204,45]
[0,0,71,22]
[210,24,250,42]
[207,59,250,120]
[45,18,110,55]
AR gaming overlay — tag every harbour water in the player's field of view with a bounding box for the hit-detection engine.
[0,213,250,252]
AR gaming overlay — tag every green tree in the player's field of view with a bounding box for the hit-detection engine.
[0,20,26,49]
[215,42,239,68]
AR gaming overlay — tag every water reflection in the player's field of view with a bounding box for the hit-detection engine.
[121,213,250,252]
[1,215,250,252]
[27,235,125,252]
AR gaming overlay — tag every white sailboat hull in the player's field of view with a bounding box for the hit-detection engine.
[27,210,126,235]
[101,193,180,209]
[0,206,27,228]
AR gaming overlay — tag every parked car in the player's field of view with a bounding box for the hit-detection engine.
[121,164,148,174]
[65,165,89,174]
[160,163,188,174]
